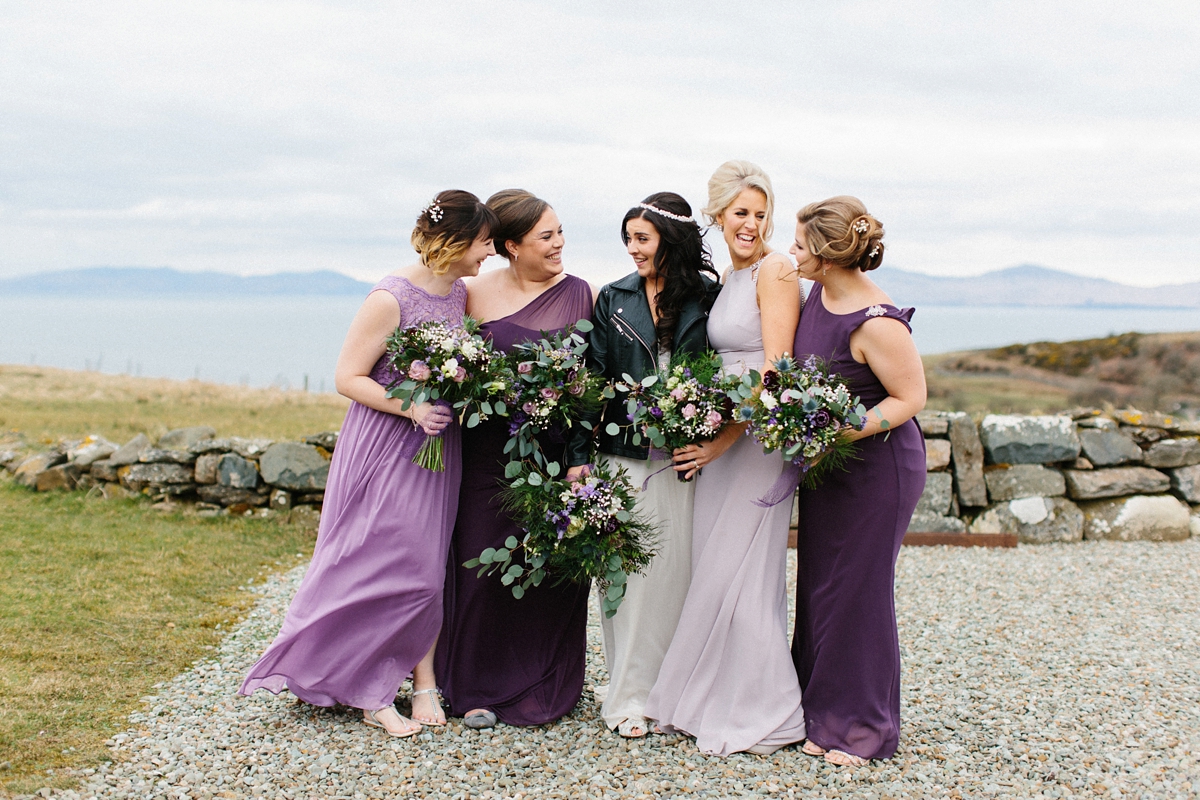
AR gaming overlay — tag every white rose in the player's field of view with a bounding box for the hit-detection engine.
[760,391,778,410]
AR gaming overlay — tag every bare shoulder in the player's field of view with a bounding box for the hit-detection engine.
[759,252,798,282]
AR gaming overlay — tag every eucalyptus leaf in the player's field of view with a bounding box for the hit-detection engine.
[467,412,480,428]
[512,584,525,600]
[605,423,620,436]
[501,573,515,586]
[546,461,561,477]
[574,318,594,332]
[504,460,523,479]
[606,583,624,601]
[479,548,496,564]
[463,558,481,568]
[527,472,543,486]
[505,535,519,549]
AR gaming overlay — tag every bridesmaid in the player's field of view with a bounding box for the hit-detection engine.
[644,160,806,756]
[789,197,926,766]
[564,192,721,739]
[240,191,498,737]
[435,189,596,729]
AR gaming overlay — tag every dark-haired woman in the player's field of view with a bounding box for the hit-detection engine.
[789,197,926,766]
[435,190,597,728]
[563,192,721,739]
[241,191,498,738]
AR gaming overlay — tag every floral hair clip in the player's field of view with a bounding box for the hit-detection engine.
[639,203,694,223]
[869,246,880,258]
[423,199,444,224]
[853,219,869,234]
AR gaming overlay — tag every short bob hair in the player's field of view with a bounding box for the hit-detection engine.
[796,195,885,272]
[486,189,552,261]
[410,190,499,275]
[702,160,776,243]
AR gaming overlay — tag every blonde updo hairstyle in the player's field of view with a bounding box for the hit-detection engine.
[702,159,776,243]
[410,189,499,275]
[796,195,885,272]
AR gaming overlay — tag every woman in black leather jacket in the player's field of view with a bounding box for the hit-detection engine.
[565,191,720,739]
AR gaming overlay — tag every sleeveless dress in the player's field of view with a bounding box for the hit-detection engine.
[240,275,466,710]
[644,261,807,756]
[435,274,595,725]
[790,283,926,760]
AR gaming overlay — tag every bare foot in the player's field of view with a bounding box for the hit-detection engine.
[824,749,868,767]
[410,688,446,726]
[802,740,826,756]
[363,706,421,738]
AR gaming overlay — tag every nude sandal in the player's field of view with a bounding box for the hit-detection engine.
[617,717,648,739]
[363,707,421,738]
[410,688,446,726]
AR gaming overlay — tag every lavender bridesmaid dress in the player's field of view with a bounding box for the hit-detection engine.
[791,283,926,760]
[644,261,807,756]
[435,275,595,725]
[240,276,465,710]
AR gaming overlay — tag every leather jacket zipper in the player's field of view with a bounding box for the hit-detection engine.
[610,311,657,362]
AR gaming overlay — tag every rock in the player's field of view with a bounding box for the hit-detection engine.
[189,437,274,459]
[304,431,339,451]
[1065,407,1104,422]
[108,433,151,466]
[270,489,293,512]
[1064,466,1170,499]
[1081,494,1191,541]
[194,453,221,484]
[158,426,217,450]
[217,454,259,489]
[906,508,967,533]
[1076,416,1118,430]
[12,452,67,488]
[925,439,951,471]
[0,449,24,471]
[915,411,950,437]
[119,463,194,490]
[984,464,1066,501]
[1113,409,1186,431]
[288,504,322,527]
[197,485,268,507]
[980,414,1081,464]
[915,472,953,516]
[100,482,132,500]
[36,463,83,491]
[968,496,1084,544]
[67,435,119,467]
[89,459,119,482]
[1077,428,1143,467]
[1191,508,1200,537]
[139,448,196,464]
[260,443,330,490]
[1142,438,1200,469]
[1168,464,1200,503]
[1070,457,1094,470]
[948,412,987,507]
[295,492,325,505]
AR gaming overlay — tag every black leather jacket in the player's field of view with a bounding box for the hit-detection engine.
[565,271,722,467]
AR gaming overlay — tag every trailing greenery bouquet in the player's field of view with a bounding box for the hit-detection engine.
[739,354,868,489]
[383,316,511,471]
[503,319,610,469]
[609,350,734,480]
[463,458,657,617]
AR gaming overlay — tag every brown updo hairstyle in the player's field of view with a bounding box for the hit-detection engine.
[410,190,499,275]
[486,189,551,261]
[796,195,885,272]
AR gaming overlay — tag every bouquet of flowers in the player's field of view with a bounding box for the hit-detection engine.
[504,319,610,470]
[463,458,657,617]
[739,354,868,489]
[383,316,511,471]
[608,351,733,480]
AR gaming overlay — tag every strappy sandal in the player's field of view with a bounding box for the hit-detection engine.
[824,749,868,767]
[410,687,446,726]
[617,717,648,739]
[363,707,421,738]
[802,741,826,757]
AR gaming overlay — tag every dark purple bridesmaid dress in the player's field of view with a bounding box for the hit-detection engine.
[790,283,926,760]
[435,274,595,725]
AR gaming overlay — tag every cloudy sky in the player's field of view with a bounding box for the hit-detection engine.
[3,0,1198,287]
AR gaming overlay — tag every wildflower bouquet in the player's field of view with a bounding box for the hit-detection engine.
[608,351,733,479]
[504,319,610,470]
[383,316,511,471]
[464,458,657,617]
[740,354,869,489]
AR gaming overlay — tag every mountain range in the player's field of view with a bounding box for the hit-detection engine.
[3,264,1200,308]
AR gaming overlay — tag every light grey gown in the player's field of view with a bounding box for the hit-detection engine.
[643,260,806,756]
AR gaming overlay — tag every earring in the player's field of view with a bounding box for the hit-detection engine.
[823,265,829,276]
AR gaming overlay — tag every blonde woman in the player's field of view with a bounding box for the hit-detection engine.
[644,161,807,755]
[241,191,497,738]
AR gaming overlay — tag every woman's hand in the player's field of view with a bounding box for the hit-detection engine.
[411,401,452,436]
[671,423,745,480]
[565,464,592,482]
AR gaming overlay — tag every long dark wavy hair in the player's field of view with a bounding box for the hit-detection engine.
[621,192,718,350]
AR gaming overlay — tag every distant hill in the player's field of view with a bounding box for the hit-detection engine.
[872,264,1200,308]
[0,266,373,296]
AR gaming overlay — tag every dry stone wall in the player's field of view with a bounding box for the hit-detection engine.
[914,409,1200,543]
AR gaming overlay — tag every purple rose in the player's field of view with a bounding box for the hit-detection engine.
[568,383,585,396]
[812,410,831,428]
[408,360,431,381]
[706,410,724,427]
[453,366,467,383]
[540,387,561,401]
[517,361,534,374]
[681,403,697,419]
[650,407,664,419]
[523,401,536,414]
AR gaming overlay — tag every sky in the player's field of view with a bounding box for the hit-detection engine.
[2,0,1199,288]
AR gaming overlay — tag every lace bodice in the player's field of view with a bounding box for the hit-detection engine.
[367,275,468,385]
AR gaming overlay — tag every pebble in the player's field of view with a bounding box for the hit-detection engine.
[28,539,1200,799]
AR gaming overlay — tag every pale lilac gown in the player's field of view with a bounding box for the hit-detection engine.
[644,261,807,755]
[240,276,465,710]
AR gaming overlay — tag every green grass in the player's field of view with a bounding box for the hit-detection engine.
[0,483,317,795]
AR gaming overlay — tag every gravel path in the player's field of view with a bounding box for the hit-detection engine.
[34,539,1200,799]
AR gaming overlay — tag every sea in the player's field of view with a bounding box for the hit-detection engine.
[1,296,1197,391]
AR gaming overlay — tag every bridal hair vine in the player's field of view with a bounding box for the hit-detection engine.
[639,203,694,223]
[869,245,880,258]
[423,199,444,224]
[852,219,869,234]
